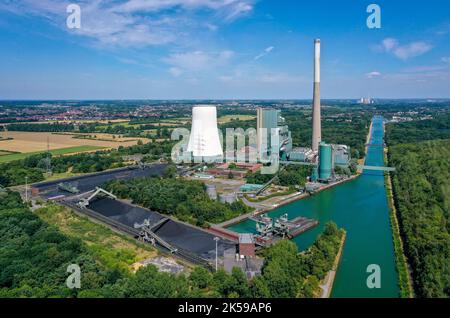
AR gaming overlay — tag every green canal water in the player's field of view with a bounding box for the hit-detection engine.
[229,116,399,298]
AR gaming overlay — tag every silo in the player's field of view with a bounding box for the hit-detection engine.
[318,142,333,180]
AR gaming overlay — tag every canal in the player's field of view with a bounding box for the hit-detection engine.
[229,116,399,297]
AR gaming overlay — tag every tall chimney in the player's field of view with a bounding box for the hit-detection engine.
[312,39,321,152]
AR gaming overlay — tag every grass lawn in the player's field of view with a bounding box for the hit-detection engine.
[0,145,106,163]
[0,150,16,156]
[35,204,157,272]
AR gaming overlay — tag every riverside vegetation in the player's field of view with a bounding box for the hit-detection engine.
[386,116,449,298]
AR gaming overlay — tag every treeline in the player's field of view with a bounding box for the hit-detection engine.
[385,115,450,146]
[118,140,175,159]
[104,176,252,226]
[6,122,172,139]
[388,140,449,297]
[0,152,124,187]
[7,123,76,132]
[246,165,312,187]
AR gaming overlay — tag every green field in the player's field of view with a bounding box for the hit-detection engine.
[0,145,105,163]
[218,114,255,123]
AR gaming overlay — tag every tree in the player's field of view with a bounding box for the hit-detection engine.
[189,267,212,289]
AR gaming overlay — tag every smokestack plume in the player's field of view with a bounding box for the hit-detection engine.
[312,39,321,152]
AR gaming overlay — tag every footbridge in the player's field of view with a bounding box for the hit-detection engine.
[357,165,396,172]
[365,143,386,147]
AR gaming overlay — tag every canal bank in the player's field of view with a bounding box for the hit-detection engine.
[229,116,399,298]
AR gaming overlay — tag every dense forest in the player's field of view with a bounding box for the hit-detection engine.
[252,222,345,297]
[104,176,252,226]
[387,137,449,297]
[0,189,119,297]
[386,115,450,146]
[0,188,344,298]
[246,165,312,187]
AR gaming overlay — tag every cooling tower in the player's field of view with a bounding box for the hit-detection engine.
[187,105,223,158]
[312,39,322,153]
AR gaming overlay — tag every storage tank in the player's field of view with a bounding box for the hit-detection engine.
[318,142,333,180]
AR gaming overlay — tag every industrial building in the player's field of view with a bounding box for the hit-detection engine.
[288,147,315,162]
[256,108,292,161]
[333,144,351,166]
[318,142,333,181]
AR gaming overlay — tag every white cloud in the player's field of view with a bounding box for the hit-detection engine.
[254,46,275,60]
[378,38,433,60]
[169,67,183,77]
[366,71,381,79]
[164,50,234,76]
[442,57,450,63]
[393,42,433,60]
[258,73,303,84]
[219,75,233,82]
[382,38,398,51]
[2,0,254,48]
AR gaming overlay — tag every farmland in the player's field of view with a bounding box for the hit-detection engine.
[0,131,150,163]
[0,145,105,163]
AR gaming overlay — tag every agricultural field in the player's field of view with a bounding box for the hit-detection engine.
[53,132,146,143]
[218,114,255,124]
[0,131,150,163]
[0,150,15,156]
[0,145,105,163]
[0,131,149,152]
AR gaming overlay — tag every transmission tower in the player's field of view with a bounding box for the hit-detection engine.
[46,136,52,175]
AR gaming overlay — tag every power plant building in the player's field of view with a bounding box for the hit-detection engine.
[187,105,223,160]
[333,144,351,166]
[256,108,292,160]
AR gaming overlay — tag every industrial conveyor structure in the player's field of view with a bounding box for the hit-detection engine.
[77,187,117,209]
[134,218,178,253]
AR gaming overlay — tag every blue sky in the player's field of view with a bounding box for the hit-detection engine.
[0,0,449,99]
